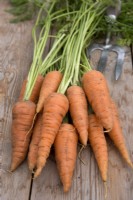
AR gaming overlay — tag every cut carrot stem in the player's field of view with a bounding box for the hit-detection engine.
[34,93,69,178]
[36,71,63,113]
[88,114,108,182]
[82,70,113,131]
[10,101,36,171]
[108,100,133,168]
[67,85,89,146]
[54,123,78,192]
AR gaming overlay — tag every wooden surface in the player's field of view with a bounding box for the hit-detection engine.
[0,1,33,200]
[1,1,133,200]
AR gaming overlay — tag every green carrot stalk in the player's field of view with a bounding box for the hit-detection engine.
[23,1,72,101]
[58,1,106,94]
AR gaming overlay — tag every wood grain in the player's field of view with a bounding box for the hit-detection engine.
[0,1,33,200]
[1,1,133,200]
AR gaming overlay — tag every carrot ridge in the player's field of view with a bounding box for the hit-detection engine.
[88,114,108,182]
[10,100,36,171]
[67,85,89,146]
[28,113,42,171]
[82,70,113,131]
[34,93,69,178]
[54,123,78,192]
[36,71,63,113]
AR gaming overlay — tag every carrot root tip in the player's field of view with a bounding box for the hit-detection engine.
[10,162,18,172]
[34,167,43,178]
[128,161,133,169]
[63,183,71,193]
[28,163,35,172]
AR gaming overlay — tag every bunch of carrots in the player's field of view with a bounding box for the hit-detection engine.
[9,0,133,193]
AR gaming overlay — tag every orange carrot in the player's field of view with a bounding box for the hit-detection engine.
[10,101,36,171]
[29,74,44,103]
[18,74,44,103]
[36,71,63,113]
[67,85,89,146]
[88,114,108,182]
[34,93,69,178]
[108,100,133,167]
[18,79,27,101]
[82,70,113,131]
[54,123,78,192]
[28,113,42,171]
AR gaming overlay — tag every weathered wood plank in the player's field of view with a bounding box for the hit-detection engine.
[31,46,133,200]
[1,1,133,199]
[0,1,34,200]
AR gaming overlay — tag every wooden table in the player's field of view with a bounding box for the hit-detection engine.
[1,1,133,200]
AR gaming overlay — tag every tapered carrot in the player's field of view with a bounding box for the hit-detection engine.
[88,114,108,182]
[54,123,78,192]
[67,85,89,146]
[28,113,42,171]
[10,101,36,171]
[34,93,69,178]
[108,100,133,168]
[82,70,113,131]
[36,71,63,113]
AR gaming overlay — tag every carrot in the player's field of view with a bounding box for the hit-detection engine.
[18,79,27,101]
[108,100,133,168]
[34,92,69,178]
[36,71,63,113]
[18,74,44,103]
[29,74,44,103]
[10,101,36,171]
[88,114,108,182]
[67,85,89,146]
[54,123,78,192]
[28,113,42,171]
[82,70,113,131]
